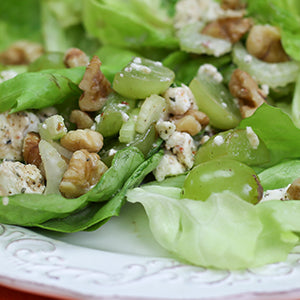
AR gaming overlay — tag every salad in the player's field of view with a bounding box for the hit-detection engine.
[1,0,300,270]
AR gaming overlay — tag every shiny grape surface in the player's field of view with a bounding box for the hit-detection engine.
[182,159,263,204]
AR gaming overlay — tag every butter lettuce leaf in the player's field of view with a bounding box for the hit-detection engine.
[83,0,178,50]
[127,185,298,269]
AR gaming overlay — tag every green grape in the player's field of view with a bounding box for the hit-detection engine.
[182,159,263,204]
[189,71,241,130]
[28,52,65,72]
[195,128,270,166]
[96,93,136,137]
[113,57,175,99]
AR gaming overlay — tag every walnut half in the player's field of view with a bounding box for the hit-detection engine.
[78,56,112,112]
[59,149,107,198]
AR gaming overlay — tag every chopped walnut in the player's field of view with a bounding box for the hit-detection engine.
[22,132,42,168]
[221,0,246,10]
[60,129,104,153]
[64,48,89,68]
[172,115,201,136]
[246,25,289,63]
[185,109,210,127]
[171,109,209,136]
[286,178,300,200]
[59,149,107,198]
[229,69,266,118]
[0,41,43,65]
[79,56,112,112]
[202,17,252,43]
[70,110,94,129]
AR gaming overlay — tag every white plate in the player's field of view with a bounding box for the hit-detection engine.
[1,202,300,300]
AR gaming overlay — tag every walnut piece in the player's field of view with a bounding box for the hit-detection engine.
[229,69,266,118]
[64,48,89,68]
[22,132,42,168]
[70,110,94,129]
[59,149,107,198]
[286,178,300,200]
[221,0,246,10]
[79,56,112,112]
[246,25,289,63]
[171,109,209,136]
[202,17,252,43]
[0,41,43,65]
[60,129,104,153]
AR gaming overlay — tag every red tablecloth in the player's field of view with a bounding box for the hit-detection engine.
[0,285,57,300]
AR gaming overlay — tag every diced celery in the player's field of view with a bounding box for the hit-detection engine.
[113,57,175,99]
[189,72,241,130]
[39,139,68,195]
[39,114,67,141]
[233,43,300,88]
[136,94,166,134]
[119,108,139,143]
[177,22,232,57]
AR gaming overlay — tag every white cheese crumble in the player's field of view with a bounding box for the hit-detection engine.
[163,84,195,115]
[174,0,245,30]
[156,121,176,140]
[153,151,186,182]
[246,126,259,149]
[0,161,45,196]
[198,64,223,83]
[213,135,224,146]
[166,131,196,169]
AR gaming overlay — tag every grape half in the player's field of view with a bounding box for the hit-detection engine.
[182,158,263,204]
[113,57,175,99]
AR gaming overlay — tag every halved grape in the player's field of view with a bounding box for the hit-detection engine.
[113,57,175,99]
[182,158,263,204]
[195,128,270,166]
[189,71,241,129]
[96,93,136,137]
[177,22,232,57]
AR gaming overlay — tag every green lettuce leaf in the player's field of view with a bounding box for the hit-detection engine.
[82,0,178,50]
[0,0,42,51]
[126,185,298,269]
[238,104,300,167]
[41,0,100,54]
[258,160,300,190]
[0,67,85,113]
[0,146,149,227]
[37,150,163,232]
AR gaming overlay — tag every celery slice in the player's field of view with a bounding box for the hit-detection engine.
[39,140,67,195]
[177,22,232,57]
[233,43,300,88]
[136,95,166,134]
